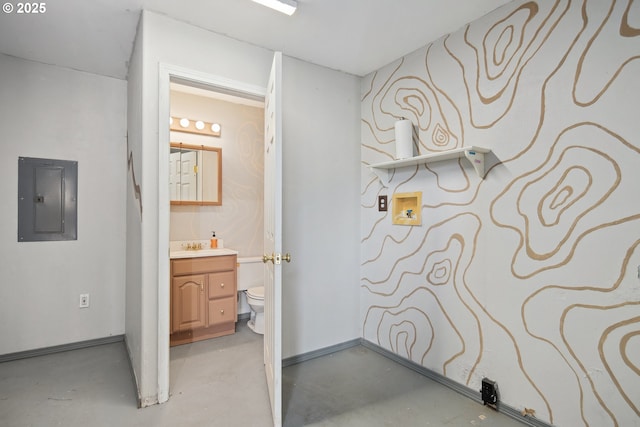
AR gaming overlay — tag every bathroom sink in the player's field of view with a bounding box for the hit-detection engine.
[170,248,238,259]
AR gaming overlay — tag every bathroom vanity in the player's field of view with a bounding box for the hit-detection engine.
[169,249,238,346]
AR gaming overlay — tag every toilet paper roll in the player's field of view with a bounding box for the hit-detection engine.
[395,119,413,159]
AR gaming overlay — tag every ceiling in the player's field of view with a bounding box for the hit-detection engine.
[0,0,511,80]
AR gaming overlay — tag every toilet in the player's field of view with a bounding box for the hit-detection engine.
[237,256,265,335]
[245,286,265,334]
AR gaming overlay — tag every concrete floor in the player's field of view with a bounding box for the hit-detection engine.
[0,320,526,427]
[283,345,524,427]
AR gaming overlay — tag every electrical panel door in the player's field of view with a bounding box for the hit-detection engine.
[18,157,78,242]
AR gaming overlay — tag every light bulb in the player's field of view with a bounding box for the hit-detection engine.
[211,123,221,133]
[195,120,205,130]
[179,118,189,128]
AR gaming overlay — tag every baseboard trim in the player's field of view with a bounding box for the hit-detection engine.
[282,338,361,368]
[361,340,553,427]
[0,335,125,363]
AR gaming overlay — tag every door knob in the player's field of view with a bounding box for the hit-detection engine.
[263,252,291,264]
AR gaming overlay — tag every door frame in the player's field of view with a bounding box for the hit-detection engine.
[157,63,266,403]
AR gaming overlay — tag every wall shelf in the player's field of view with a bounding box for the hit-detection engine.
[369,146,491,184]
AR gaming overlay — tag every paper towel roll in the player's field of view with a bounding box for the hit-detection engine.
[395,119,413,159]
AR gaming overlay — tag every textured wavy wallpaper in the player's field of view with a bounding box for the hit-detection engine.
[360,1,640,426]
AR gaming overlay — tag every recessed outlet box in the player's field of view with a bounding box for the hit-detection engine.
[79,293,90,308]
[392,192,422,225]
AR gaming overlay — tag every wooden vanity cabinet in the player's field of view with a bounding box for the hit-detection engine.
[170,254,237,346]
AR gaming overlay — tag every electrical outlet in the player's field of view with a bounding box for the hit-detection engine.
[79,293,90,308]
[378,195,388,211]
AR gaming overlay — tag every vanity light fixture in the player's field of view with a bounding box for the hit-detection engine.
[252,0,297,16]
[170,116,221,137]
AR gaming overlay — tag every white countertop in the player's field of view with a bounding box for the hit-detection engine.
[169,240,237,259]
[170,248,238,259]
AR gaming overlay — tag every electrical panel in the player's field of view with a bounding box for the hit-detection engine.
[18,157,78,242]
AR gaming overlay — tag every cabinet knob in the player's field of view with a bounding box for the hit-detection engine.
[220,283,225,288]
[220,309,225,315]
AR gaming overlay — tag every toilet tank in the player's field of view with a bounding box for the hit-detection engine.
[237,257,263,315]
[237,257,264,291]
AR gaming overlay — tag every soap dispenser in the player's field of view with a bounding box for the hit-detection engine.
[210,232,218,249]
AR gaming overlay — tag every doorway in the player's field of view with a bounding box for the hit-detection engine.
[157,64,267,404]
[167,80,266,337]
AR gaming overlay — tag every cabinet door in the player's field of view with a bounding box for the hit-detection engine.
[207,297,236,327]
[171,274,206,332]
[207,270,236,299]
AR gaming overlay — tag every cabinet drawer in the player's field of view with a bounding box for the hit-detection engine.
[172,255,236,276]
[208,271,236,299]
[208,297,236,326]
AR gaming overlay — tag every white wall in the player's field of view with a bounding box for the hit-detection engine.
[125,17,145,405]
[0,54,127,355]
[282,56,361,358]
[127,10,362,404]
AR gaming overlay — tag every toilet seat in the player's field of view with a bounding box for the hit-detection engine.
[246,286,264,300]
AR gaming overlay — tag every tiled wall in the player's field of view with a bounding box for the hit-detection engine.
[361,1,640,426]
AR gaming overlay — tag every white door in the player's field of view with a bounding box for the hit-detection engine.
[264,52,283,427]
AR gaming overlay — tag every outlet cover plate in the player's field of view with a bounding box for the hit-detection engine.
[378,195,387,211]
[79,294,90,308]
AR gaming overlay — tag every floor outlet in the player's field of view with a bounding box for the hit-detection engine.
[79,293,90,308]
[481,378,498,408]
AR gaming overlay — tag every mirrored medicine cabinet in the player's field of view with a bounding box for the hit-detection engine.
[169,142,222,205]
